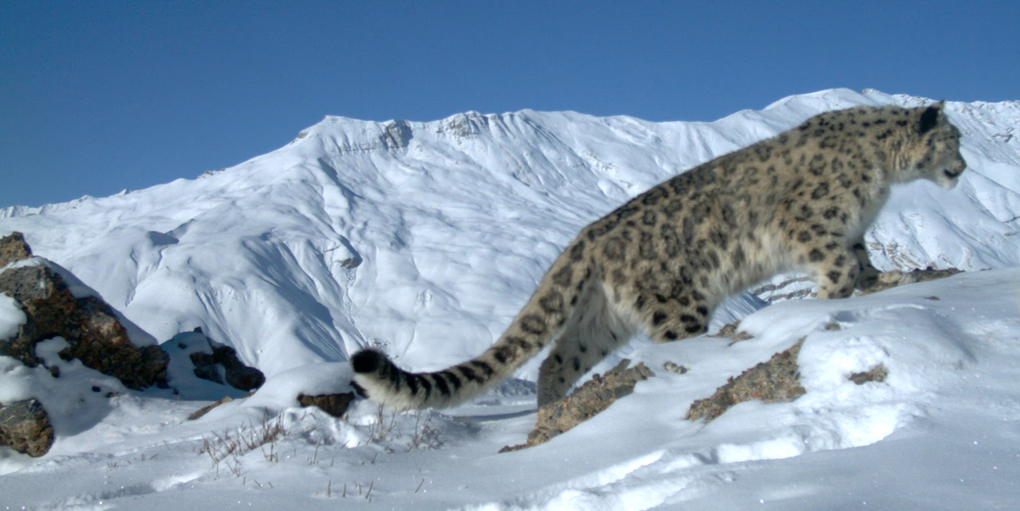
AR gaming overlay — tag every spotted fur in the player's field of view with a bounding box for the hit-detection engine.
[351,102,967,410]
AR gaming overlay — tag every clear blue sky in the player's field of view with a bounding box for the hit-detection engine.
[2,0,1017,209]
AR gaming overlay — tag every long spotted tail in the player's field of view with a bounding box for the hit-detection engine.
[350,244,593,410]
[349,346,524,410]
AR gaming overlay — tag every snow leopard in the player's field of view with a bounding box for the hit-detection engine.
[351,102,967,410]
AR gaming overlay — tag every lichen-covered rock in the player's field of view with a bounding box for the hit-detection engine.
[0,398,54,457]
[0,233,169,389]
[687,341,806,422]
[686,337,890,423]
[501,359,654,452]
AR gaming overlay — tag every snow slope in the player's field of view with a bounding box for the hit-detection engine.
[1,88,1020,509]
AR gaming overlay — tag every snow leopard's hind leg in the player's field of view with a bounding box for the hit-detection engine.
[537,282,635,407]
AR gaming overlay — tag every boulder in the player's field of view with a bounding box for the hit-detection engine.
[0,398,54,457]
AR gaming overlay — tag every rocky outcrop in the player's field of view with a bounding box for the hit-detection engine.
[0,399,54,457]
[0,232,169,389]
[0,233,274,455]
[501,359,654,452]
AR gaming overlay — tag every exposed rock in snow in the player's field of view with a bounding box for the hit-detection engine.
[0,398,52,457]
[502,359,655,451]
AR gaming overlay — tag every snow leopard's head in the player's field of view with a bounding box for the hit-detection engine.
[902,102,967,190]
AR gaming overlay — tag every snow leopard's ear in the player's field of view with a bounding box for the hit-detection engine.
[918,101,945,134]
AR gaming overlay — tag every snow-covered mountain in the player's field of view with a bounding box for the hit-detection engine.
[3,88,1018,381]
[3,89,1020,510]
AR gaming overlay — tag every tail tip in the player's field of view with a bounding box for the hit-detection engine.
[351,348,387,374]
